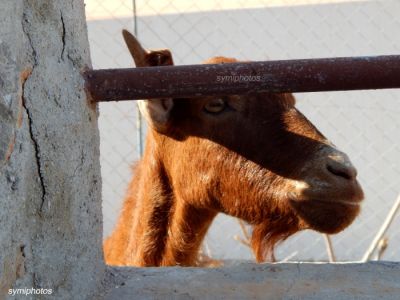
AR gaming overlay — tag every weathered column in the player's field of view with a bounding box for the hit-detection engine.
[0,1,104,299]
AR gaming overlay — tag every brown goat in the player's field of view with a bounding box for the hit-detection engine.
[103,30,364,266]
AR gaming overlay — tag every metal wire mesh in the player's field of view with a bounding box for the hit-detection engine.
[85,0,400,262]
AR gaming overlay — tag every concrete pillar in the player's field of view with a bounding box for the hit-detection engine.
[0,1,104,299]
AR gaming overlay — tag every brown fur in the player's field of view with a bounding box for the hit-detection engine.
[104,30,364,266]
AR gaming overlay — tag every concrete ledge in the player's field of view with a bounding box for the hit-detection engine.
[103,262,400,299]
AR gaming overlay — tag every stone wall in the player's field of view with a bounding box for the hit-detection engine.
[104,262,400,299]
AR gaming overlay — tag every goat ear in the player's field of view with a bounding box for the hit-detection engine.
[122,29,174,132]
[122,29,174,67]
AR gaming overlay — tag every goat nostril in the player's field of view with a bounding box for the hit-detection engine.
[326,164,356,180]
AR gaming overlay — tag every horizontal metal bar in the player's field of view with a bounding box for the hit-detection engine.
[84,55,400,102]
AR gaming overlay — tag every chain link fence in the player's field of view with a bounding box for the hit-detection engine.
[85,0,400,262]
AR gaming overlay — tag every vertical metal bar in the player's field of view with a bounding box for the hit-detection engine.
[132,0,137,36]
[132,0,144,156]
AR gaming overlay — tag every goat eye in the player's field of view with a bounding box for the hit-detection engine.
[204,98,227,114]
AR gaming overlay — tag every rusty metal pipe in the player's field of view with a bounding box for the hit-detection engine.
[84,55,400,102]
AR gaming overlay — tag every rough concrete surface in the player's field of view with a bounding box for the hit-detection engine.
[104,262,400,300]
[0,1,104,299]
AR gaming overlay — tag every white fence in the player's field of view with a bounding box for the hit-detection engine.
[85,0,400,262]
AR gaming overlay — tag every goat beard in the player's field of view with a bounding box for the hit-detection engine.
[251,216,300,262]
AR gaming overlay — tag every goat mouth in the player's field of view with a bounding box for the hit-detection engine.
[287,187,364,206]
[288,197,362,209]
[312,199,361,207]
